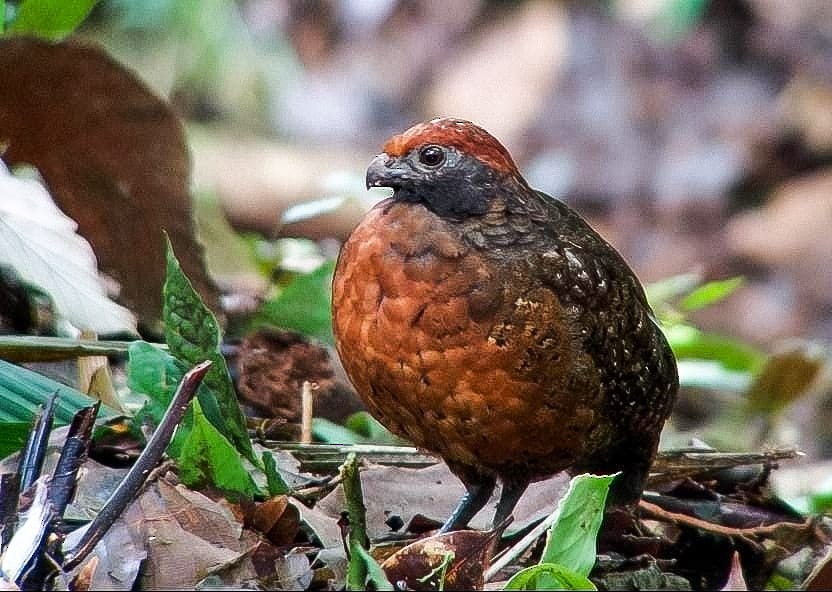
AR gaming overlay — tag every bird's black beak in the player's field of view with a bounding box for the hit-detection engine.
[366,153,409,190]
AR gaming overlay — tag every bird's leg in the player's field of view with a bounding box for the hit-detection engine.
[493,479,530,529]
[439,476,496,533]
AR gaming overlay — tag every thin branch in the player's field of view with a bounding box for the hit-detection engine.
[638,499,814,541]
[648,448,801,486]
[300,381,316,444]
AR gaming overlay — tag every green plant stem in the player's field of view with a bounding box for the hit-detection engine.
[341,452,369,590]
[0,336,159,362]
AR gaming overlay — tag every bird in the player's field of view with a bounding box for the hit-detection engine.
[331,118,678,532]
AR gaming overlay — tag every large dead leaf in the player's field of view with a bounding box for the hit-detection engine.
[316,462,570,538]
[0,162,136,335]
[63,503,148,591]
[0,36,218,331]
[63,477,252,590]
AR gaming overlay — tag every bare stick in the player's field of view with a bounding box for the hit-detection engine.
[638,499,814,541]
[300,380,316,444]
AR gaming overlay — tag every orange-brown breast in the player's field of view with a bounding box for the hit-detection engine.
[332,199,604,478]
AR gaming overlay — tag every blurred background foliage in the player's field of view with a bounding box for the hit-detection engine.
[2,0,832,511]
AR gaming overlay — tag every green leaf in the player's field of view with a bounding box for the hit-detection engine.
[0,335,133,363]
[127,340,190,455]
[679,277,743,312]
[177,399,261,500]
[504,563,596,590]
[313,417,367,444]
[127,340,229,456]
[341,453,373,590]
[810,490,832,514]
[347,541,394,591]
[253,260,335,344]
[663,323,766,373]
[313,413,408,446]
[7,0,98,39]
[262,450,290,496]
[127,341,183,416]
[0,421,32,458]
[193,191,261,284]
[345,412,407,445]
[0,358,115,425]
[540,473,616,577]
[645,272,702,307]
[163,237,255,464]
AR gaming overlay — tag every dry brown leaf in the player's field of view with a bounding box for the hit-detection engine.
[201,541,313,590]
[316,462,570,538]
[136,479,246,589]
[155,479,244,550]
[243,495,301,547]
[291,498,344,550]
[746,341,827,415]
[69,555,98,592]
[64,506,147,591]
[0,36,218,330]
[381,530,497,591]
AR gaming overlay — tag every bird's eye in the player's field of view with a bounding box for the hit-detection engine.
[418,145,445,167]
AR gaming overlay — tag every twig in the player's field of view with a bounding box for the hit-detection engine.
[287,473,341,503]
[300,381,316,444]
[269,442,422,455]
[62,360,212,571]
[268,442,434,472]
[638,499,813,543]
[648,448,801,486]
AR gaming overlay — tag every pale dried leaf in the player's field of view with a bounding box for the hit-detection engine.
[0,162,136,335]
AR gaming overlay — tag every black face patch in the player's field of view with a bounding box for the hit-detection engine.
[393,151,502,219]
